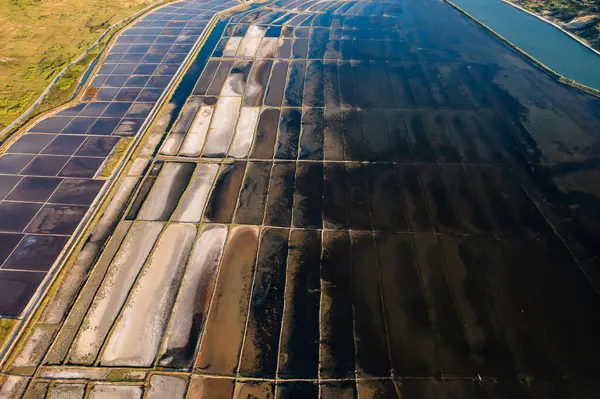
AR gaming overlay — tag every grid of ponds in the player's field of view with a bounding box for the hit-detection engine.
[8,0,600,397]
[0,0,240,318]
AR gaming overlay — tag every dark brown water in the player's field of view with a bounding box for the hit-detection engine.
[24,0,600,397]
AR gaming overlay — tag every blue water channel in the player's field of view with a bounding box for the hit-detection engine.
[450,0,600,90]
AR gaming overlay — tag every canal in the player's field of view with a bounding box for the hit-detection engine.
[451,0,600,90]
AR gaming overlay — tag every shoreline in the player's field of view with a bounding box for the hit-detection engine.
[443,0,600,98]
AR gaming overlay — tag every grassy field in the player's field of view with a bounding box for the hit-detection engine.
[511,0,600,50]
[0,0,160,132]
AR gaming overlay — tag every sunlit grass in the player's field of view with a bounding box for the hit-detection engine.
[0,0,159,131]
[99,137,135,179]
[0,318,17,350]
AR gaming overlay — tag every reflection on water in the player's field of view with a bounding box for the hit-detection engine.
[20,0,600,396]
[143,0,600,384]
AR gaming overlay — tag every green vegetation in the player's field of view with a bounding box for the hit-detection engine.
[519,0,598,20]
[0,0,160,132]
[27,37,106,129]
[510,0,600,50]
[0,318,17,351]
[99,137,135,178]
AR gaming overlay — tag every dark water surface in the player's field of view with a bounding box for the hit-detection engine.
[20,0,600,397]
[120,0,600,391]
[135,0,600,390]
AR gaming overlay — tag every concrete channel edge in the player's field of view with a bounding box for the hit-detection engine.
[443,0,600,99]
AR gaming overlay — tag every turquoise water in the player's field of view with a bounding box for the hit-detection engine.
[450,0,600,90]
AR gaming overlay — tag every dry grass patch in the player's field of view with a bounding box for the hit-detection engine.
[0,318,18,351]
[99,137,135,178]
[0,0,159,131]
